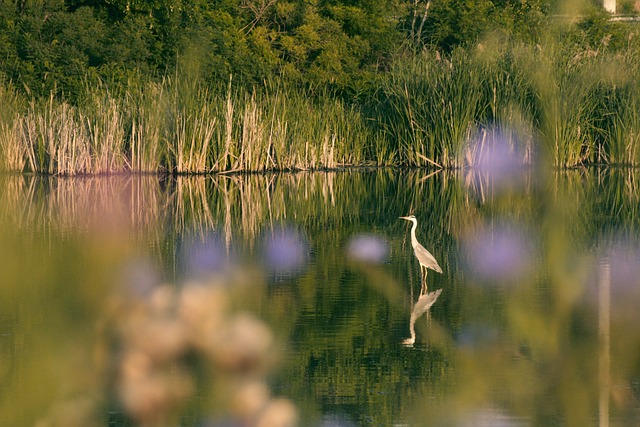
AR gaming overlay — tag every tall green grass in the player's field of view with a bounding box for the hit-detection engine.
[530,45,596,168]
[376,36,640,169]
[589,57,640,165]
[378,50,484,168]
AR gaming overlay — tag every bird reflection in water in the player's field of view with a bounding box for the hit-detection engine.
[402,287,442,346]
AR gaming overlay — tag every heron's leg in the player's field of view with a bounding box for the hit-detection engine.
[420,266,428,293]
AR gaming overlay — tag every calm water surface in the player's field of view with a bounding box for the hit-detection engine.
[1,169,640,426]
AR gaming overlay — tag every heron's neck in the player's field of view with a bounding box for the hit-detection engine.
[410,221,419,247]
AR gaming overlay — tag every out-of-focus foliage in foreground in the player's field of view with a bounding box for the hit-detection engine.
[0,224,298,426]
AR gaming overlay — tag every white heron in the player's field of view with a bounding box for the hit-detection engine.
[400,215,443,288]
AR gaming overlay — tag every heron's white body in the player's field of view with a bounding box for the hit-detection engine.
[401,215,443,276]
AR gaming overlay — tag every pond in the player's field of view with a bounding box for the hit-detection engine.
[1,167,640,426]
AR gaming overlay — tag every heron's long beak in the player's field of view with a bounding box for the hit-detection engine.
[399,216,411,220]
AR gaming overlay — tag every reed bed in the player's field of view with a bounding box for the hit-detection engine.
[531,44,600,167]
[126,80,167,172]
[589,63,640,165]
[0,84,27,172]
[379,50,485,168]
[377,38,640,169]
[0,77,381,175]
[2,36,640,173]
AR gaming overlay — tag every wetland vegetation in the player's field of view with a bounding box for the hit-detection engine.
[2,0,640,174]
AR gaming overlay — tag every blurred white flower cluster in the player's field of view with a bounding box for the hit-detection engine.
[101,280,298,427]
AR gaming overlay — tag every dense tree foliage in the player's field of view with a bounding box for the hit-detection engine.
[0,0,405,96]
[0,0,635,99]
[413,0,550,51]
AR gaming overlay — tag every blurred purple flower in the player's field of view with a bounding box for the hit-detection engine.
[476,133,522,176]
[181,232,229,279]
[346,234,389,264]
[261,226,308,274]
[465,127,530,195]
[462,223,534,284]
[594,236,640,303]
[586,236,640,326]
[608,241,640,290]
